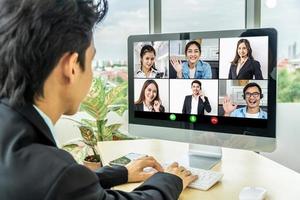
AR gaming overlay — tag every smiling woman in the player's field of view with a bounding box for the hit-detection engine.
[170,40,212,79]
[135,45,158,78]
[134,79,165,112]
[228,39,263,80]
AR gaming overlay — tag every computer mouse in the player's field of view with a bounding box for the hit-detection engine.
[239,186,267,200]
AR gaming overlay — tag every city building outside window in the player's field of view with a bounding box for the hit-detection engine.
[261,0,300,102]
[93,0,149,82]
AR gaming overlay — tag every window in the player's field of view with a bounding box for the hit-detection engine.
[90,0,149,135]
[93,0,149,73]
[261,0,300,102]
[162,0,245,33]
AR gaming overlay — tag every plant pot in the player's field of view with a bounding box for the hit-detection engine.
[113,135,121,140]
[83,155,102,171]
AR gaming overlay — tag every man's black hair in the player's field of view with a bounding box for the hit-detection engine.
[0,0,108,106]
[191,80,202,89]
[243,82,262,94]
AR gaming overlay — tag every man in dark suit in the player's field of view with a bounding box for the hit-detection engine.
[182,80,212,115]
[0,0,197,199]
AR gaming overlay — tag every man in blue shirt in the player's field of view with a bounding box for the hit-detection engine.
[223,82,267,119]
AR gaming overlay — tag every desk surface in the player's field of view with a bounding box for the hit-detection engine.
[97,139,300,200]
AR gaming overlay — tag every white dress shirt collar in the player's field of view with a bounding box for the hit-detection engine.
[33,105,59,146]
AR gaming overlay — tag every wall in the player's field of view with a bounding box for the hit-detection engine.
[262,103,300,172]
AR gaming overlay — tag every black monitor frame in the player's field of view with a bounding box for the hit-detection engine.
[128,28,277,139]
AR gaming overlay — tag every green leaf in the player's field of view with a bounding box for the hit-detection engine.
[77,78,130,142]
[106,124,122,132]
[105,83,127,107]
[78,126,97,146]
[81,119,96,128]
[62,143,80,151]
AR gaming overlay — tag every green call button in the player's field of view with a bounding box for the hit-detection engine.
[169,114,176,121]
[189,115,197,123]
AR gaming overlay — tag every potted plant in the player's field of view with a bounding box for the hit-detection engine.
[63,77,131,170]
[79,126,102,170]
[80,78,129,141]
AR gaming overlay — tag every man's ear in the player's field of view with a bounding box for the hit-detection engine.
[62,52,80,83]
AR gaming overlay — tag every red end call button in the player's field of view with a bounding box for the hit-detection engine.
[211,117,218,125]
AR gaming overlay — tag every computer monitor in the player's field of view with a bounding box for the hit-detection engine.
[128,28,277,169]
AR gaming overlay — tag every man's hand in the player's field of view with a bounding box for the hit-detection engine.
[223,96,237,116]
[199,91,205,102]
[164,162,198,191]
[125,156,163,182]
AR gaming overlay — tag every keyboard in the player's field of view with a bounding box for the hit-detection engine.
[145,164,224,191]
[187,167,223,191]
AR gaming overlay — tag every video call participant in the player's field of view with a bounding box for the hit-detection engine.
[223,82,267,119]
[170,40,212,79]
[228,38,263,80]
[0,0,197,199]
[134,80,165,112]
[135,45,163,78]
[182,80,212,115]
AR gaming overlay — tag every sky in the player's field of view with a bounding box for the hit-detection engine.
[93,0,300,63]
[93,0,148,62]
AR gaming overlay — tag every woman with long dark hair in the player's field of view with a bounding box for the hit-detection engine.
[134,79,165,112]
[228,39,263,79]
[136,45,163,78]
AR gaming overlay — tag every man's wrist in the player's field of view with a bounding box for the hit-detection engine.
[224,112,230,116]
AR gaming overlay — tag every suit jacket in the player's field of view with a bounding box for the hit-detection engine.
[0,98,182,200]
[228,59,263,79]
[134,102,165,112]
[182,95,211,115]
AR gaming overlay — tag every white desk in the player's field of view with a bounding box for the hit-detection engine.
[98,139,300,200]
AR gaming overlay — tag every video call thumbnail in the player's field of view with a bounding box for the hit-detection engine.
[219,36,268,80]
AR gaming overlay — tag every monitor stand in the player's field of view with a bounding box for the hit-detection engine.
[181,144,222,170]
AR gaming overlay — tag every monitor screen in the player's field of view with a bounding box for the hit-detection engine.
[128,28,277,152]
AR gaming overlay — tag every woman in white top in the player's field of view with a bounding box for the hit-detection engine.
[135,45,163,78]
[134,79,165,112]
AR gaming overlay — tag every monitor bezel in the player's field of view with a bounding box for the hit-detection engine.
[128,28,277,142]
